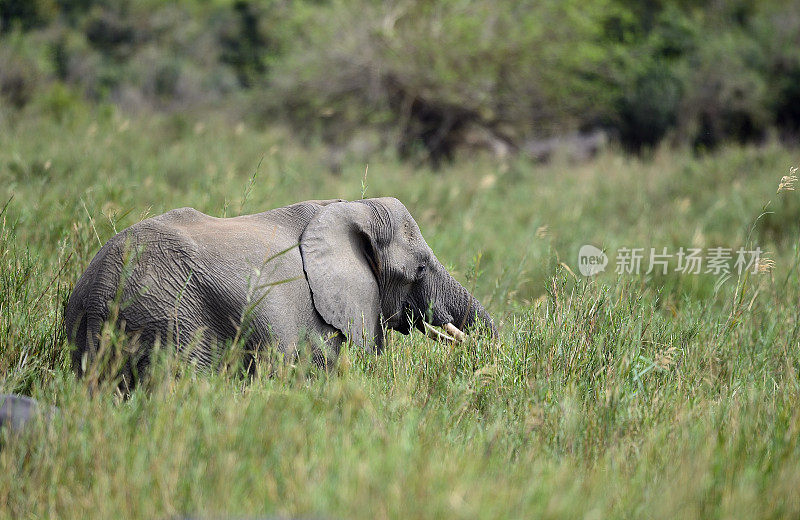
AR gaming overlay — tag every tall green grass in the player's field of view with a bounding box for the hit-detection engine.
[1,105,799,518]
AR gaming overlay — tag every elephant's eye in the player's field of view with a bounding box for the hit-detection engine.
[416,263,426,276]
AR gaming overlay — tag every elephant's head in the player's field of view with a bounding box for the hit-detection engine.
[300,197,495,352]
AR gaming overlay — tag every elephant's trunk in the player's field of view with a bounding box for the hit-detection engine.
[428,260,496,338]
[456,291,496,338]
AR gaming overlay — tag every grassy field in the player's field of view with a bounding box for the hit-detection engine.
[1,103,800,518]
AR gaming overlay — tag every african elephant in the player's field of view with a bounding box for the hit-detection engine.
[65,197,494,378]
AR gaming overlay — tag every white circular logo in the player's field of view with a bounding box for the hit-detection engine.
[578,245,608,276]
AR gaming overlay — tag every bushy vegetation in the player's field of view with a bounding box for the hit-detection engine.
[1,0,799,163]
[1,96,800,517]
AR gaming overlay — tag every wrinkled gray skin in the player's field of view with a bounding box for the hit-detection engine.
[65,198,494,378]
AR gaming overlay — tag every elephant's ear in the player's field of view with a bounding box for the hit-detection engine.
[300,201,382,351]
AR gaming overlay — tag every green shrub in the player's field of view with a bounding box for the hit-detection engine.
[0,33,46,108]
[1,0,800,160]
[0,0,56,31]
[682,30,769,150]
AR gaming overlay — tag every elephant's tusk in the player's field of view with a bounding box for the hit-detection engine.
[422,321,466,343]
[444,323,466,342]
[423,321,456,343]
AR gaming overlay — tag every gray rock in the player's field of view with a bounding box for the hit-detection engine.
[0,394,42,433]
[522,129,608,164]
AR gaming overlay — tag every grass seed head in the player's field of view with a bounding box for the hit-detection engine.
[756,255,776,273]
[777,167,798,193]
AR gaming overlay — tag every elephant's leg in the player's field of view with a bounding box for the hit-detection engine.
[291,324,343,370]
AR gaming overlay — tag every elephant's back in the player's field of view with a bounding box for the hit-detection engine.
[133,201,344,253]
[65,210,213,354]
[69,199,341,302]
[65,205,291,321]
[65,201,336,371]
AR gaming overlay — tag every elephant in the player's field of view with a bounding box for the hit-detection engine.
[64,197,494,380]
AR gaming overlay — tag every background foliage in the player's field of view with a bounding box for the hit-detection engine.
[2,0,799,161]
